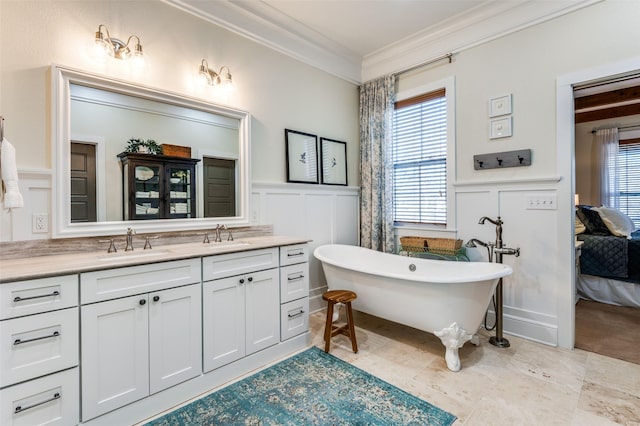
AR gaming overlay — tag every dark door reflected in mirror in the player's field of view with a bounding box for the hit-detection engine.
[71,142,97,223]
[203,158,236,218]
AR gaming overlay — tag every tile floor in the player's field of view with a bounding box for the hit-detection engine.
[309,309,640,425]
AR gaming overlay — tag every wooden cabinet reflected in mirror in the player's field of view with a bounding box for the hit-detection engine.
[118,153,200,220]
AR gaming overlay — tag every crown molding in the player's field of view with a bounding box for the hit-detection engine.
[162,0,362,84]
[163,0,601,85]
[361,0,602,82]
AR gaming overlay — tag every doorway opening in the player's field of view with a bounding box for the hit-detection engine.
[572,71,640,364]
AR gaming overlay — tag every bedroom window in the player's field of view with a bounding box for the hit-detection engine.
[612,140,640,225]
[392,85,451,226]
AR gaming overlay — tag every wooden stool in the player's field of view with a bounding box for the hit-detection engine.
[322,290,358,353]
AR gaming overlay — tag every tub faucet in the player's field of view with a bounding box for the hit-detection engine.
[478,216,503,248]
[477,216,520,349]
[125,227,136,251]
[465,238,495,262]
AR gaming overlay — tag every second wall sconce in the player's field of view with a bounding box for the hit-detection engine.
[197,59,234,93]
[93,24,144,68]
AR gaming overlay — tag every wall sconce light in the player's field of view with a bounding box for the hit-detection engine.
[198,59,234,93]
[93,24,144,67]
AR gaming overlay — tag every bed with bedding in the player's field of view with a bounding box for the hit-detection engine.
[576,205,640,308]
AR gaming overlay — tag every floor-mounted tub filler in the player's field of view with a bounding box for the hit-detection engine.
[314,244,513,371]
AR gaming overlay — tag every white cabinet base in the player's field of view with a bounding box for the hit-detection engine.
[80,333,310,426]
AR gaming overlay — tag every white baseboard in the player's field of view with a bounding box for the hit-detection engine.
[485,306,558,346]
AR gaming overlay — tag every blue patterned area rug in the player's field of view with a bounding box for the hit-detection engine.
[145,346,456,425]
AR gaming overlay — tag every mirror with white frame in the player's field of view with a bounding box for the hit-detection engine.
[52,65,251,238]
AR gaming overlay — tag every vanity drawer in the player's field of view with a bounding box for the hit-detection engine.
[0,307,78,388]
[280,263,309,304]
[0,275,78,320]
[279,244,308,266]
[80,258,200,304]
[281,298,309,341]
[0,367,79,426]
[203,248,279,281]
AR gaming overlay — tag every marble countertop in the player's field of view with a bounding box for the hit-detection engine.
[0,235,311,283]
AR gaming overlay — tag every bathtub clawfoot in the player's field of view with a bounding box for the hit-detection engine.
[470,334,480,346]
[434,322,472,372]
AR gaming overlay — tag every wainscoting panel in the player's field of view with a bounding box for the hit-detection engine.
[454,178,563,346]
[0,169,51,242]
[252,183,360,312]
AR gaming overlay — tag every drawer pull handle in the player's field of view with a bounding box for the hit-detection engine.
[287,251,304,257]
[288,309,305,319]
[14,392,61,414]
[13,290,60,303]
[14,331,60,346]
[288,275,305,281]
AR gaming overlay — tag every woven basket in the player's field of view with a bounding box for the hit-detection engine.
[400,236,428,248]
[425,237,463,251]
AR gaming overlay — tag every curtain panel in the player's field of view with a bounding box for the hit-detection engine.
[594,128,619,208]
[359,75,395,253]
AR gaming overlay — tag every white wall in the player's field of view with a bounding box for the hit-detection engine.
[0,0,359,239]
[395,0,640,348]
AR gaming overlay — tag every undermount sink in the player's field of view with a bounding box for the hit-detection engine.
[97,251,169,262]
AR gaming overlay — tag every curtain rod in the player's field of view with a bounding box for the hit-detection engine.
[393,53,453,77]
[591,123,640,133]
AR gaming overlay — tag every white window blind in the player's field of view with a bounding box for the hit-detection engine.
[617,141,640,226]
[392,89,447,225]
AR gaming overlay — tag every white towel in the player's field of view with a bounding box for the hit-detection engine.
[1,138,24,210]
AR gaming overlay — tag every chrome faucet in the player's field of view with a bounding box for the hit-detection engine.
[478,216,503,248]
[465,238,494,262]
[214,224,222,243]
[125,227,136,251]
[224,225,234,241]
[477,216,520,349]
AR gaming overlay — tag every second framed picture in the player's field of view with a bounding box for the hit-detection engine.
[285,129,318,184]
[320,138,347,186]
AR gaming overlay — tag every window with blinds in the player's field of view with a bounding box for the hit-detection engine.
[617,141,640,225]
[392,88,447,225]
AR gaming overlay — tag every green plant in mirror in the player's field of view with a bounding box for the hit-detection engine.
[125,138,163,155]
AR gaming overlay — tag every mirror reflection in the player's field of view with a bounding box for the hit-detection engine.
[52,65,251,238]
[69,84,239,222]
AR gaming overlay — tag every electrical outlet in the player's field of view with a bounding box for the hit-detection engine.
[526,195,557,210]
[32,214,49,233]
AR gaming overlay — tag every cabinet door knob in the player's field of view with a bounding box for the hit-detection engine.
[139,299,146,306]
[247,276,253,282]
[153,295,160,302]
[239,278,245,284]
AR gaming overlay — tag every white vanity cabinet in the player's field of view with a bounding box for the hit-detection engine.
[202,248,280,372]
[0,275,79,426]
[279,244,310,341]
[80,259,201,422]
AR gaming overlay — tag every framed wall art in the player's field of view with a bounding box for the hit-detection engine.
[320,138,347,186]
[489,94,512,117]
[489,116,512,139]
[285,129,318,184]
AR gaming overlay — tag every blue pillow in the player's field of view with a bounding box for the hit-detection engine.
[576,205,611,235]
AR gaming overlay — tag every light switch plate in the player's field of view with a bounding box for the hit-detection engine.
[526,195,557,210]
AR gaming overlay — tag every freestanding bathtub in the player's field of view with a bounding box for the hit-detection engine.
[314,244,513,371]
